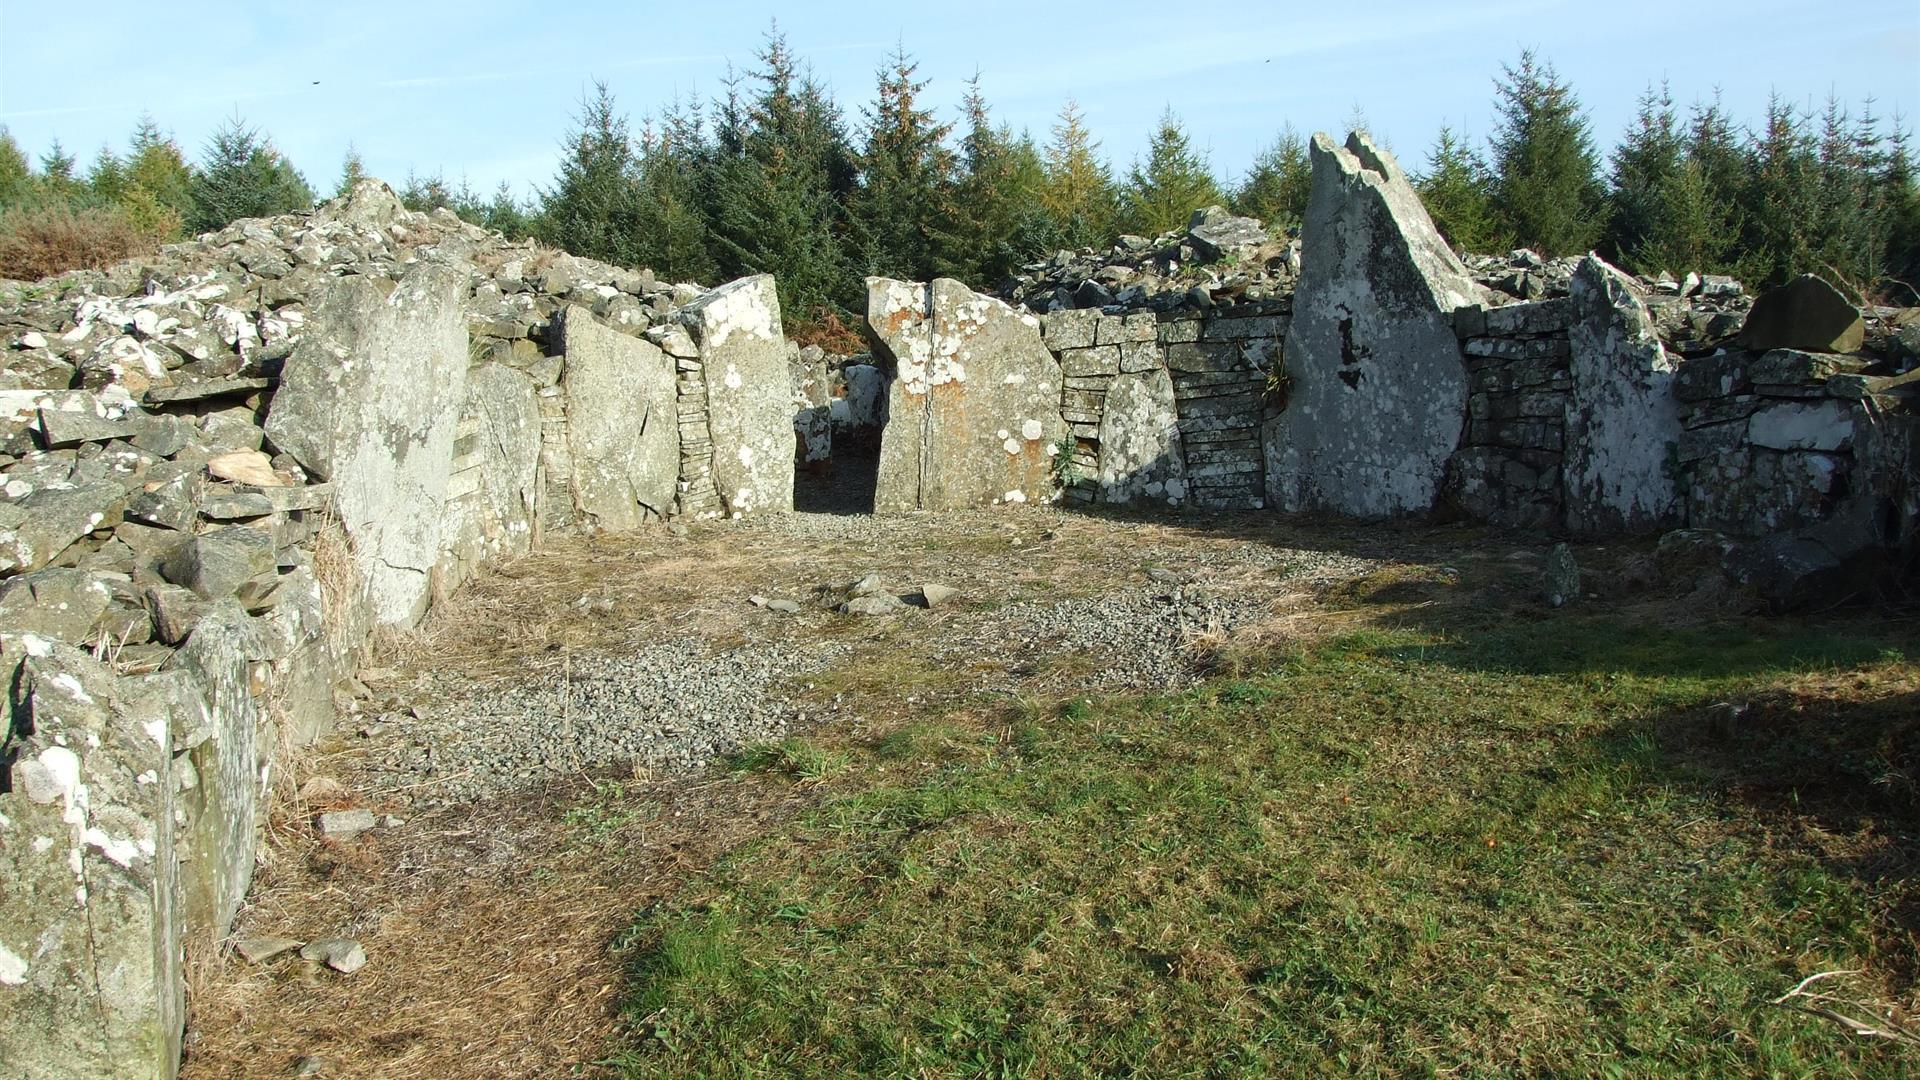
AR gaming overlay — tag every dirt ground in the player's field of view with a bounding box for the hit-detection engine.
[177,504,1738,1079]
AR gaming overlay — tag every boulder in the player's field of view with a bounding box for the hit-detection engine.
[1265,132,1479,516]
[1096,368,1187,506]
[157,526,276,602]
[264,262,469,627]
[0,482,128,577]
[1186,206,1268,262]
[1563,255,1682,535]
[0,642,182,1080]
[865,278,1067,512]
[1736,274,1865,354]
[0,568,114,644]
[678,275,793,518]
[555,308,678,529]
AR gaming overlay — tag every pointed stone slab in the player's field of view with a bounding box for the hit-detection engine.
[1564,254,1682,535]
[1265,131,1479,517]
[555,307,678,529]
[1097,368,1187,506]
[865,278,1067,512]
[678,275,794,518]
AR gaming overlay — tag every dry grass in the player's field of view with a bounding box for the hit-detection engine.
[0,200,156,281]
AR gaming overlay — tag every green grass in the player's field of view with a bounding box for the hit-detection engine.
[606,616,1917,1077]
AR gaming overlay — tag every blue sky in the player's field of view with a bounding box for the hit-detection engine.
[2,1,1916,200]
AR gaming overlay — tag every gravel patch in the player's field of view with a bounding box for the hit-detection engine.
[990,584,1271,691]
[357,638,849,807]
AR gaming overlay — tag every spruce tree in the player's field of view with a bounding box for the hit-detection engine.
[706,25,858,318]
[336,144,368,197]
[849,45,958,281]
[1884,117,1920,294]
[1039,100,1114,248]
[0,129,29,207]
[480,182,533,242]
[1677,94,1744,273]
[1738,94,1820,287]
[1232,126,1311,233]
[187,114,313,233]
[37,140,82,199]
[1605,82,1684,272]
[1418,125,1500,253]
[88,145,127,203]
[950,76,1049,285]
[1117,108,1223,236]
[632,98,718,284]
[125,116,195,231]
[535,81,645,266]
[1487,50,1604,255]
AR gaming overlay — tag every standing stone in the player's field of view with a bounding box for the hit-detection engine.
[1265,132,1479,516]
[1736,274,1865,354]
[865,278,1067,512]
[164,600,262,943]
[0,642,181,1080]
[264,262,469,627]
[678,275,794,517]
[438,362,542,599]
[1563,255,1682,535]
[556,307,679,528]
[1097,368,1187,506]
[1543,543,1581,607]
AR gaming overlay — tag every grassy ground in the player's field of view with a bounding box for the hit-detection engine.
[605,610,1918,1077]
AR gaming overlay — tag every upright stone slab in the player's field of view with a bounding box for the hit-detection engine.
[1097,369,1187,506]
[438,362,542,598]
[866,278,1067,512]
[1564,255,1682,535]
[1265,132,1479,516]
[678,275,793,517]
[0,641,181,1080]
[555,307,679,528]
[164,600,262,942]
[264,262,469,627]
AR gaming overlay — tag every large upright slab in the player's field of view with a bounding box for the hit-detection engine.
[866,278,1067,512]
[438,361,542,599]
[264,262,469,626]
[1564,254,1682,535]
[1098,368,1187,506]
[679,275,793,518]
[556,307,679,529]
[1265,132,1479,516]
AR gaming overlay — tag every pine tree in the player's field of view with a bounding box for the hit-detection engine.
[1605,82,1684,272]
[632,98,718,284]
[849,45,958,281]
[0,129,29,207]
[1418,125,1500,253]
[186,114,313,234]
[336,144,368,198]
[949,75,1050,285]
[1039,100,1114,248]
[1487,50,1604,255]
[37,140,82,200]
[706,24,858,318]
[1117,108,1223,237]
[1232,126,1311,233]
[535,81,645,266]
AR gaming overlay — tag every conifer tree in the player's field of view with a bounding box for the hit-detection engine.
[479,182,533,241]
[1232,126,1311,232]
[849,45,958,281]
[336,144,368,197]
[1418,125,1500,253]
[1675,94,1745,273]
[950,76,1050,285]
[1117,108,1222,236]
[1884,117,1920,292]
[37,140,82,199]
[0,129,29,207]
[124,116,195,231]
[1737,94,1820,287]
[1605,82,1684,271]
[1039,100,1114,248]
[88,145,128,203]
[536,81,645,266]
[186,114,313,233]
[632,98,719,284]
[706,25,858,317]
[1487,50,1604,255]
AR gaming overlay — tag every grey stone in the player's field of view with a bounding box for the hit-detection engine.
[143,583,205,645]
[866,278,1067,512]
[141,376,274,405]
[1186,206,1269,262]
[0,482,127,577]
[919,583,959,608]
[125,471,200,532]
[1736,274,1864,354]
[264,262,469,627]
[0,568,114,644]
[298,938,367,974]
[234,937,304,964]
[765,599,802,614]
[1543,543,1580,607]
[38,400,138,448]
[1266,132,1478,516]
[165,600,262,940]
[841,592,907,616]
[1097,369,1187,507]
[316,808,376,840]
[1563,255,1681,536]
[1747,400,1853,452]
[679,276,794,518]
[556,308,678,529]
[157,526,276,601]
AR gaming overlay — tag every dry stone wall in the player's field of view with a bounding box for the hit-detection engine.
[0,180,793,1078]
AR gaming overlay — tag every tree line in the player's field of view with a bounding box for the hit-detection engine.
[4,33,1916,311]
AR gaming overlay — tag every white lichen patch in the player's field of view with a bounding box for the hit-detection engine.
[0,942,27,986]
[1021,419,1044,441]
